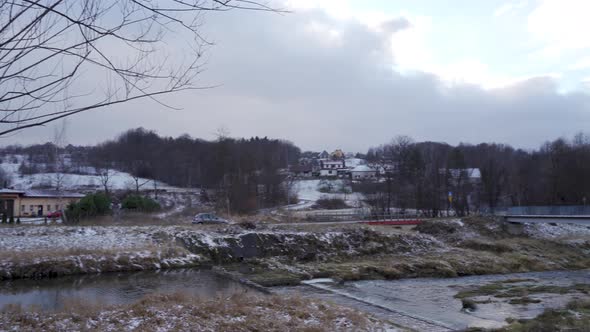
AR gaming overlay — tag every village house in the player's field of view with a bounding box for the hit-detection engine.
[442,168,482,185]
[0,189,84,218]
[320,159,346,169]
[319,168,338,177]
[319,159,346,177]
[350,165,377,180]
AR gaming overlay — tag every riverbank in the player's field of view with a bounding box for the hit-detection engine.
[274,269,590,331]
[0,292,392,331]
[0,225,204,279]
[1,217,589,283]
[1,217,590,331]
[495,299,590,331]
[216,217,590,286]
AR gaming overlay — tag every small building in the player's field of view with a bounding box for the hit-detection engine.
[0,189,85,218]
[320,159,346,170]
[319,159,346,178]
[442,168,481,185]
[337,168,351,178]
[319,168,338,177]
[290,165,313,178]
[351,165,377,180]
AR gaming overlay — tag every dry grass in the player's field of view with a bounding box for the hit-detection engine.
[454,280,590,300]
[498,299,590,332]
[76,213,184,226]
[0,245,199,280]
[0,292,386,331]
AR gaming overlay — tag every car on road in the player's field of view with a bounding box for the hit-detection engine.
[192,213,229,225]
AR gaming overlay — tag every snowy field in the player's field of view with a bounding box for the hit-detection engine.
[0,226,155,251]
[0,154,183,192]
[345,158,365,168]
[294,179,365,206]
[524,222,590,240]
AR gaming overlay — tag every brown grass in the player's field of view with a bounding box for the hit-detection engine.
[76,213,184,226]
[499,299,590,331]
[0,245,197,280]
[0,292,385,331]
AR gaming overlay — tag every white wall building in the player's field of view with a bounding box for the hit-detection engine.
[351,165,377,180]
[320,160,346,169]
[319,168,339,177]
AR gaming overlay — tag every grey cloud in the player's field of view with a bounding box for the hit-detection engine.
[380,17,411,34]
[6,4,590,153]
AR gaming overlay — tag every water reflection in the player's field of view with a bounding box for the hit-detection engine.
[0,269,247,311]
[275,269,590,331]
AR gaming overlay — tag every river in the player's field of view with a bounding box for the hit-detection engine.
[275,269,590,331]
[1,269,588,331]
[0,269,247,311]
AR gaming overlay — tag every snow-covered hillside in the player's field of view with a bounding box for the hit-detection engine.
[344,158,365,168]
[294,179,364,205]
[0,154,182,192]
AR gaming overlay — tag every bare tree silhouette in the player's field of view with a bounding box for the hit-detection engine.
[0,0,278,136]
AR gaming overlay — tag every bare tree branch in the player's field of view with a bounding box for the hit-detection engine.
[0,0,279,136]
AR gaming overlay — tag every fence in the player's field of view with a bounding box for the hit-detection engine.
[506,205,590,216]
[307,211,420,222]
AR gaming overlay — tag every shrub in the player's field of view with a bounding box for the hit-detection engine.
[317,180,334,193]
[312,197,349,210]
[122,195,160,212]
[415,220,459,235]
[8,215,14,224]
[16,217,20,224]
[459,239,512,253]
[66,193,112,222]
[238,221,257,230]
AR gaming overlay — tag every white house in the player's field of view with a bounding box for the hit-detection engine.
[351,165,377,180]
[318,159,346,177]
[319,168,339,177]
[320,159,346,170]
[443,168,481,184]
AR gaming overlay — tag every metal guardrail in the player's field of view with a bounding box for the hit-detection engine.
[308,213,420,222]
[506,205,590,216]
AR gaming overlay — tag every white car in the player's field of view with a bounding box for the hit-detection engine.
[192,213,229,224]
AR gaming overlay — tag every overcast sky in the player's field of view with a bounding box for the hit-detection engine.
[7,0,590,153]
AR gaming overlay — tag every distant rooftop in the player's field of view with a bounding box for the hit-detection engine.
[0,189,85,198]
[0,189,26,195]
[444,168,481,178]
[351,165,374,172]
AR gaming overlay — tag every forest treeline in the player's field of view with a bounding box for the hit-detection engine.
[2,128,301,213]
[2,129,589,214]
[364,133,590,216]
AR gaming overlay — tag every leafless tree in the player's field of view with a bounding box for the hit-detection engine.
[130,171,150,194]
[50,119,67,190]
[97,166,115,195]
[480,158,507,212]
[0,0,278,136]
